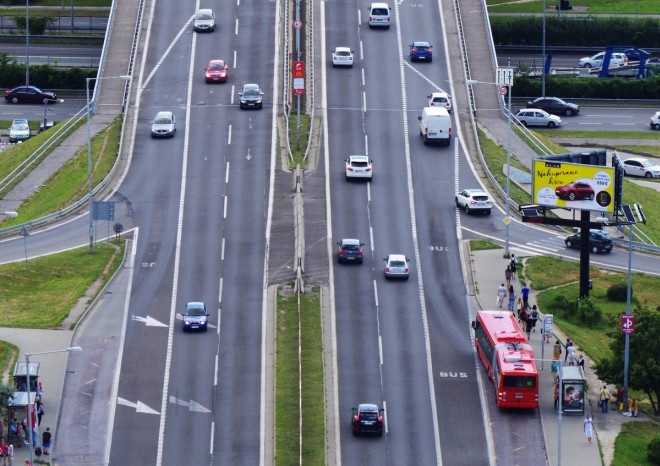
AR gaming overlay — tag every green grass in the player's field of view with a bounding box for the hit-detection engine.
[613,421,660,466]
[552,131,660,141]
[622,180,660,245]
[470,239,502,251]
[0,341,18,385]
[487,0,660,14]
[0,118,120,228]
[0,242,124,328]
[276,289,325,466]
[287,113,312,170]
[616,145,660,157]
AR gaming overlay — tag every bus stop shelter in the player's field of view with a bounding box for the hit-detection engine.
[561,366,586,414]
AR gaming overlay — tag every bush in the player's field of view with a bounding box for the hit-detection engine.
[607,283,632,302]
[648,436,660,465]
[551,295,603,327]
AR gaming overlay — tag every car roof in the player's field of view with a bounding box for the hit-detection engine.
[348,155,369,162]
[197,8,213,14]
[519,108,550,114]
[462,188,488,195]
[154,111,173,118]
[334,46,351,53]
[430,91,449,97]
[243,83,260,90]
[185,301,206,308]
[340,238,361,245]
[12,118,28,124]
[208,59,225,64]
[387,254,407,261]
[358,403,379,411]
[412,41,430,47]
[371,2,389,8]
[624,157,651,163]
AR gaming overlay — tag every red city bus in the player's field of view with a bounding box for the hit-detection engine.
[472,310,539,409]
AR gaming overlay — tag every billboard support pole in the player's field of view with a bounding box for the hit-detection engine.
[579,210,591,299]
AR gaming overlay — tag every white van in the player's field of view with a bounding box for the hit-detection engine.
[367,3,391,28]
[418,107,451,145]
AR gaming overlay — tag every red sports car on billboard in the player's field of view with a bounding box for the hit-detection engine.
[555,181,595,201]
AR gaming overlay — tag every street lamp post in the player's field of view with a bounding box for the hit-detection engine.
[542,0,546,97]
[25,346,83,465]
[467,73,514,258]
[25,0,30,86]
[85,75,130,253]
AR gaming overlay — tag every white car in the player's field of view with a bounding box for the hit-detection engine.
[622,158,660,178]
[578,52,627,69]
[428,91,452,112]
[9,119,30,143]
[650,111,660,130]
[193,9,215,32]
[332,47,354,67]
[383,254,409,280]
[455,189,492,215]
[345,155,373,180]
[515,109,562,128]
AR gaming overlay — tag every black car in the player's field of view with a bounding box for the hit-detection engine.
[337,238,364,264]
[4,85,57,104]
[238,83,264,109]
[351,403,384,436]
[526,97,579,116]
[565,229,613,254]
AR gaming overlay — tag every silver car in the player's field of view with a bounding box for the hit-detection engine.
[9,119,30,143]
[383,254,410,280]
[151,111,176,138]
[515,109,562,128]
[193,9,216,32]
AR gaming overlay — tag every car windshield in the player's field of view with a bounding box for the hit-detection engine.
[209,62,224,70]
[244,88,260,96]
[641,160,656,167]
[196,12,213,20]
[186,306,206,316]
[12,122,29,130]
[154,118,172,125]
[434,97,447,103]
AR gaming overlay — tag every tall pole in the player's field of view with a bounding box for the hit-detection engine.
[623,224,633,410]
[557,364,563,466]
[25,0,30,86]
[504,82,512,258]
[86,77,94,253]
[25,354,34,466]
[542,0,546,97]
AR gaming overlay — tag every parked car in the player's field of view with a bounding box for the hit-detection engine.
[526,97,579,116]
[332,47,354,67]
[565,230,613,254]
[515,109,562,128]
[4,85,57,104]
[351,403,384,436]
[193,9,216,32]
[555,181,594,201]
[578,52,627,68]
[455,189,492,215]
[622,157,660,178]
[383,254,409,280]
[204,59,228,83]
[238,83,264,109]
[650,111,660,130]
[428,91,452,112]
[409,41,432,62]
[151,111,176,138]
[182,302,209,331]
[8,119,30,143]
[336,239,364,264]
[345,155,373,180]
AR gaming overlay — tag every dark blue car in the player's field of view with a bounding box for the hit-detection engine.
[409,41,432,62]
[182,302,209,331]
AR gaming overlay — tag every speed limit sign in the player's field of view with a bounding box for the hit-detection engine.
[499,85,508,96]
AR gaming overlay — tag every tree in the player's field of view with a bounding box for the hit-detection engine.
[12,15,56,35]
[595,306,660,415]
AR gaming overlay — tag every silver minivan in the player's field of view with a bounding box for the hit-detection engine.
[367,3,391,28]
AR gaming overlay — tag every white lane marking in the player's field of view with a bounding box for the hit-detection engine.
[225,162,230,183]
[233,50,237,69]
[219,277,223,303]
[393,0,442,462]
[403,61,448,92]
[142,18,194,90]
[228,125,232,145]
[361,67,365,86]
[367,180,371,202]
[223,195,228,218]
[320,2,342,463]
[214,354,219,386]
[221,237,226,261]
[155,0,200,459]
[360,41,364,61]
[369,226,374,255]
[217,304,221,336]
[378,334,383,365]
[210,421,215,455]
[383,400,388,434]
[235,18,239,35]
[373,280,379,307]
[357,9,361,26]
[231,85,235,105]
[104,229,139,463]
[260,2,282,465]
[364,134,368,156]
[362,91,367,113]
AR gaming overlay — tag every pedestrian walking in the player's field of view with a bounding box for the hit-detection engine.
[600,385,611,413]
[507,286,516,312]
[551,358,560,384]
[510,254,518,281]
[41,428,52,456]
[529,305,539,333]
[497,284,507,308]
[0,439,8,466]
[577,354,585,372]
[553,340,562,361]
[516,297,525,322]
[6,442,12,466]
[521,283,530,308]
[564,338,573,362]
[584,415,593,443]
[525,316,534,339]
[36,401,44,427]
[505,266,512,289]
[567,344,576,366]
[554,383,559,410]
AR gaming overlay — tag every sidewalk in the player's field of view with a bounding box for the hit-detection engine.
[469,246,647,466]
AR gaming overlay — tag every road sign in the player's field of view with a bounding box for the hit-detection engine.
[293,61,305,78]
[497,68,514,87]
[294,19,302,29]
[543,314,553,335]
[621,314,635,334]
[499,85,508,96]
[293,77,304,95]
[502,216,511,225]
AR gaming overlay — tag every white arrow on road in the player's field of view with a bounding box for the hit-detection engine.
[132,315,168,327]
[169,396,212,413]
[117,397,160,414]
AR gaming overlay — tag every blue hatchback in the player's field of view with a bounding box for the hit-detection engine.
[182,302,209,331]
[409,42,432,62]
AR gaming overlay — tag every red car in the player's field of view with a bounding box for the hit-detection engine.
[555,181,595,201]
[204,60,228,83]
[4,85,57,104]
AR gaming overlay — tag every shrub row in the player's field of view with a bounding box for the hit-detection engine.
[0,56,96,90]
[512,75,660,100]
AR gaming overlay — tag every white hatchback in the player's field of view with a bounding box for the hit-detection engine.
[345,155,373,180]
[332,47,354,67]
[428,91,452,113]
[515,109,562,128]
[383,254,409,280]
[578,52,627,68]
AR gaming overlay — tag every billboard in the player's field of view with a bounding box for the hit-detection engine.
[532,160,614,213]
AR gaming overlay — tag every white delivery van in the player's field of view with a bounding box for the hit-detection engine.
[418,107,451,145]
[367,3,391,28]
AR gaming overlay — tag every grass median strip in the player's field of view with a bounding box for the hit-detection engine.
[276,287,325,465]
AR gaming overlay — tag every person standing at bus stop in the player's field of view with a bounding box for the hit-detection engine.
[600,385,611,413]
[553,340,562,361]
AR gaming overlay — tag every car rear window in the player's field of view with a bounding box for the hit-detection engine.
[343,244,360,251]
[372,8,388,14]
[337,51,350,57]
[473,196,489,201]
[390,261,405,267]
[351,161,369,168]
[360,411,378,420]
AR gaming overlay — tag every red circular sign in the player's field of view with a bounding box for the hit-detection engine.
[499,86,508,96]
[294,20,302,29]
